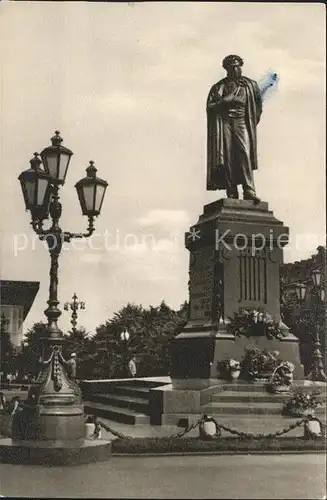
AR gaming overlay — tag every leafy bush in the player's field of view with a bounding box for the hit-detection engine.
[283,388,322,415]
[111,436,325,454]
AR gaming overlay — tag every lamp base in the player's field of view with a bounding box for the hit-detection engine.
[307,368,327,383]
[0,437,112,466]
[11,402,85,441]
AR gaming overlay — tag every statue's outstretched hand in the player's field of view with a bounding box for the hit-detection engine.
[207,92,223,110]
[207,99,221,110]
[222,92,236,103]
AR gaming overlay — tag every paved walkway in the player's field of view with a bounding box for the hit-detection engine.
[0,454,325,498]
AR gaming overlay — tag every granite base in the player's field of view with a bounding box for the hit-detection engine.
[0,438,112,466]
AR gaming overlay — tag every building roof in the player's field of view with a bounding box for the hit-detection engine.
[0,280,40,320]
[281,246,326,285]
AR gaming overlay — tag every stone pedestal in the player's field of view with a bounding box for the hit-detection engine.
[170,199,304,385]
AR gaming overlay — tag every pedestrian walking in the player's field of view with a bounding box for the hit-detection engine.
[66,353,77,379]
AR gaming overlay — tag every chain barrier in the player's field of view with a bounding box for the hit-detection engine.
[167,420,200,440]
[95,419,132,440]
[90,413,324,441]
[213,416,308,439]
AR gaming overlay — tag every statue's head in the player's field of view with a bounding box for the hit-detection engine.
[222,54,243,80]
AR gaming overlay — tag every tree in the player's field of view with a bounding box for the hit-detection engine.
[18,323,98,380]
[17,321,47,378]
[93,300,188,378]
[18,300,189,381]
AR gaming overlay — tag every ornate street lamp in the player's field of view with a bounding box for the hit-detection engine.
[311,269,322,288]
[64,293,86,334]
[40,130,73,185]
[306,269,326,383]
[75,161,108,217]
[120,329,130,377]
[120,329,130,342]
[17,131,108,441]
[293,282,307,303]
[18,153,53,221]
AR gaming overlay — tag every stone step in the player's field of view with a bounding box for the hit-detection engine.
[112,385,150,398]
[212,391,327,403]
[220,381,327,393]
[202,401,327,416]
[87,393,149,414]
[83,401,150,425]
[124,379,168,389]
[203,402,284,415]
[220,382,269,392]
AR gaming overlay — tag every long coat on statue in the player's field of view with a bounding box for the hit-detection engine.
[206,76,262,191]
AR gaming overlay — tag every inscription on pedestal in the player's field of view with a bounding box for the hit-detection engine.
[189,247,215,321]
[238,248,268,304]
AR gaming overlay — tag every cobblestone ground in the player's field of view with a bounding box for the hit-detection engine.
[0,454,325,498]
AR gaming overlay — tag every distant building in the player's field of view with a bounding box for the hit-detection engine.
[0,280,40,349]
[280,246,326,373]
[281,245,326,287]
[281,246,326,309]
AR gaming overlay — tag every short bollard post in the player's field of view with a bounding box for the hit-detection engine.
[199,415,220,440]
[93,418,102,439]
[85,416,95,439]
[304,417,324,439]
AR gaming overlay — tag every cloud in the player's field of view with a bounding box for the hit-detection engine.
[137,209,190,228]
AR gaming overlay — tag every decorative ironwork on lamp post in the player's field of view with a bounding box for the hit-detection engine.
[120,329,130,377]
[307,269,326,382]
[64,293,86,334]
[17,131,108,441]
[292,271,326,383]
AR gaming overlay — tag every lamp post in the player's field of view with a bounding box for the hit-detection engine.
[307,269,326,382]
[17,131,108,441]
[120,329,130,377]
[64,293,86,334]
[292,272,326,383]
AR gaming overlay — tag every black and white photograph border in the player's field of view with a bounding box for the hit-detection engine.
[0,1,325,499]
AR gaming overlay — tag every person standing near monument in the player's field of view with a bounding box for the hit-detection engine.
[206,54,262,202]
[128,356,137,378]
[66,352,77,379]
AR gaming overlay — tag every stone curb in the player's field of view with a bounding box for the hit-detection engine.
[112,449,326,457]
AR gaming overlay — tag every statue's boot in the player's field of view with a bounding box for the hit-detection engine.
[243,189,261,204]
[227,187,239,199]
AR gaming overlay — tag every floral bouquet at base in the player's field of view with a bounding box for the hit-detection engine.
[267,361,295,393]
[240,347,281,380]
[217,358,241,380]
[228,308,286,340]
[282,388,322,417]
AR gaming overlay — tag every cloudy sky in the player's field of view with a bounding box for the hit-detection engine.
[0,2,325,336]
